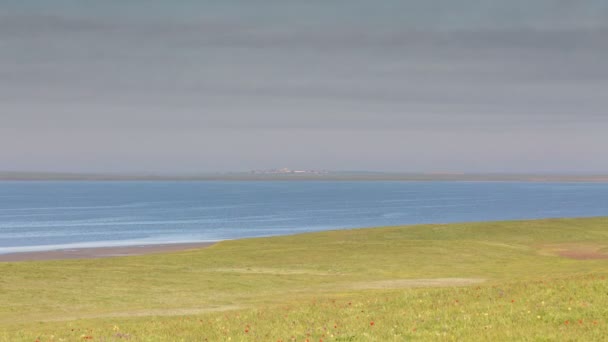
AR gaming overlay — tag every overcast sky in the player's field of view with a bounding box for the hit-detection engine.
[1,1,607,173]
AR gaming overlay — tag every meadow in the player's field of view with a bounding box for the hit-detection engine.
[1,217,608,341]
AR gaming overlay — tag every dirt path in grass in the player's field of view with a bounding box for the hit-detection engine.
[351,278,486,289]
[0,305,242,324]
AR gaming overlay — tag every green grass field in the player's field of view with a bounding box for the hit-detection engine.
[2,217,608,341]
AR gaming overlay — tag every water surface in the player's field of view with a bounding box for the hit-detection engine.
[0,181,606,253]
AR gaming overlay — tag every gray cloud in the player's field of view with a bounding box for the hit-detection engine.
[1,1,607,172]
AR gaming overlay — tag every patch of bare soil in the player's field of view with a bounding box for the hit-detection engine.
[559,249,608,260]
[538,244,608,260]
[351,278,485,290]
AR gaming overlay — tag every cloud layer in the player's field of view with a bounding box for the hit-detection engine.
[1,1,607,172]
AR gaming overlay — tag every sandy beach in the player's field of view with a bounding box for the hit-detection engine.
[0,242,215,262]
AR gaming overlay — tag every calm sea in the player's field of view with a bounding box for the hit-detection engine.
[0,181,607,253]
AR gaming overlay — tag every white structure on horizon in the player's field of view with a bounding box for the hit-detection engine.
[250,168,329,175]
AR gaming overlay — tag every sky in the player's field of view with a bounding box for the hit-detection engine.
[1,1,608,173]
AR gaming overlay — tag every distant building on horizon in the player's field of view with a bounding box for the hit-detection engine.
[250,168,329,175]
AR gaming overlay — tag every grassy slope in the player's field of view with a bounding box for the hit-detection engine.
[1,217,608,341]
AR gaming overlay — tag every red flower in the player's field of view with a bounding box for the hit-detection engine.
[370,321,375,326]
[564,320,570,325]
[245,329,249,333]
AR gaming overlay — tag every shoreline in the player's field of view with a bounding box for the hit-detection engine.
[0,242,215,262]
[1,216,606,262]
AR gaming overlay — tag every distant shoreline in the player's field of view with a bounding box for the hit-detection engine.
[1,172,608,182]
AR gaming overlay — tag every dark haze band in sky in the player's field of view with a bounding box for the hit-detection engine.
[1,1,607,173]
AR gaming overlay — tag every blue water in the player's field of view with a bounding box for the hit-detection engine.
[0,181,607,254]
